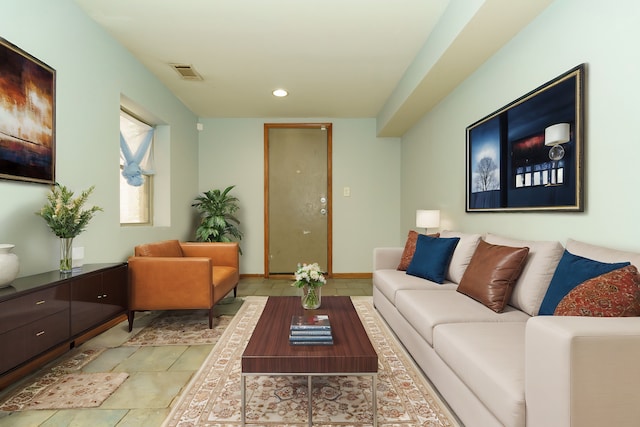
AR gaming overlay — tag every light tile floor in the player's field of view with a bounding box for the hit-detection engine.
[0,278,372,427]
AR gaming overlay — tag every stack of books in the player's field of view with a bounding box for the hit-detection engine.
[289,314,333,345]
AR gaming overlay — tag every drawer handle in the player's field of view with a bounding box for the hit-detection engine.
[36,331,45,337]
[103,294,107,298]
[36,300,46,305]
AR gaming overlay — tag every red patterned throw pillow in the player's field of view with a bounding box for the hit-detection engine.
[397,231,439,271]
[554,265,640,317]
[397,231,419,271]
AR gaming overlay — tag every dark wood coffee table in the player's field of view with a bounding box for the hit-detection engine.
[241,296,378,426]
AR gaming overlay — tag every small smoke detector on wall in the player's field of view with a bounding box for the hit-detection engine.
[170,63,203,81]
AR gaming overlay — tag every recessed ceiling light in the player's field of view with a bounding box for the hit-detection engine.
[272,89,288,97]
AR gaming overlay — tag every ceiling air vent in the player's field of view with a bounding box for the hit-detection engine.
[170,63,203,81]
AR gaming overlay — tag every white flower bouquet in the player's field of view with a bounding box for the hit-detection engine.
[292,262,326,309]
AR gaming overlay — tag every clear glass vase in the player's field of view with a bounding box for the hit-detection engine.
[60,237,73,273]
[301,285,321,309]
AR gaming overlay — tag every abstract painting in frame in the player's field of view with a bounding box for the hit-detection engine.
[0,37,55,184]
[466,64,585,212]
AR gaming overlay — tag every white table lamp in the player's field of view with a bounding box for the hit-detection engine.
[416,210,440,234]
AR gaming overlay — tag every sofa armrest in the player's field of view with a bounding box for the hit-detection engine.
[526,316,640,427]
[128,256,213,309]
[180,242,239,269]
[373,247,403,270]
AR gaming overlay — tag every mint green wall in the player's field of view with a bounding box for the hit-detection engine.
[9,0,634,279]
[197,118,401,274]
[0,0,199,277]
[400,0,640,252]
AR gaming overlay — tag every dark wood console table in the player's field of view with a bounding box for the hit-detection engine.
[0,263,128,389]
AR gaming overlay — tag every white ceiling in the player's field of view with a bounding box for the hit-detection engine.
[73,0,553,136]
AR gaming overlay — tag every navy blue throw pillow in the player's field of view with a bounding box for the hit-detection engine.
[406,234,460,284]
[538,250,630,315]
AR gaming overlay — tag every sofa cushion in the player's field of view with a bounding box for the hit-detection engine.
[457,240,530,312]
[554,265,640,317]
[135,239,184,257]
[433,322,526,427]
[406,235,459,284]
[397,231,440,271]
[484,233,564,316]
[539,250,630,315]
[566,238,640,269]
[395,289,529,346]
[373,269,457,305]
[439,230,482,284]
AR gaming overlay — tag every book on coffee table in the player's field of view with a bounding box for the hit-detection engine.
[288,335,334,345]
[290,314,331,330]
[290,329,332,336]
[289,339,334,345]
[289,314,333,345]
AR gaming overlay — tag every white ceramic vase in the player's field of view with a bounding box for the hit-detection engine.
[0,244,19,288]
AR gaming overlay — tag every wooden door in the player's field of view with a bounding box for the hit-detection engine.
[264,123,332,276]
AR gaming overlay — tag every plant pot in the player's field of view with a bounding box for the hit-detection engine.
[301,285,321,309]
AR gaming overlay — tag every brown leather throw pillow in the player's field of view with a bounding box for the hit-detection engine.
[457,240,530,312]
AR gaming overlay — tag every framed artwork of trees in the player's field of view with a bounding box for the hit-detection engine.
[466,64,585,212]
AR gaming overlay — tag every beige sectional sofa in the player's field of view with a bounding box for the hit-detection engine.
[373,231,640,427]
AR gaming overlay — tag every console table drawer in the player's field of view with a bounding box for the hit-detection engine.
[0,284,70,335]
[23,310,70,360]
[0,309,70,374]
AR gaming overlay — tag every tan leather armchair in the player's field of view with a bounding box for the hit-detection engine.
[127,240,239,331]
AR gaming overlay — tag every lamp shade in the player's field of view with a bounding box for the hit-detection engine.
[416,210,440,229]
[544,123,570,146]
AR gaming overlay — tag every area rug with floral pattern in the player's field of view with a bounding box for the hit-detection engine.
[163,296,460,427]
[123,297,243,346]
[0,349,128,411]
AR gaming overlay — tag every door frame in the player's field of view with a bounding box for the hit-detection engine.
[263,123,333,278]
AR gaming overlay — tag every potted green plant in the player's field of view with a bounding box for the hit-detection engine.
[192,185,243,250]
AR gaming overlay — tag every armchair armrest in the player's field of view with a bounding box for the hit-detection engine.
[525,316,640,427]
[128,256,213,309]
[180,242,239,269]
[373,247,403,271]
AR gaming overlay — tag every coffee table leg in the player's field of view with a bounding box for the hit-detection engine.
[308,375,312,427]
[241,374,246,426]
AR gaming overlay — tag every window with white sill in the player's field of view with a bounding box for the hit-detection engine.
[119,109,154,225]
